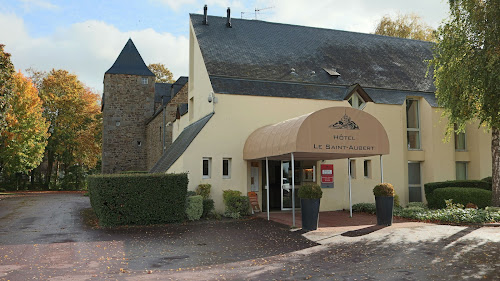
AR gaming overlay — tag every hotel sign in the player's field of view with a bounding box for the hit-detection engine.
[321,164,334,188]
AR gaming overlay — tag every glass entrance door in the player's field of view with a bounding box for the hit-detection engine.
[281,161,293,210]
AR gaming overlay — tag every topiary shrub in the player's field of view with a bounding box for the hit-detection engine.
[428,187,492,209]
[424,180,491,203]
[196,184,211,199]
[298,183,323,199]
[373,183,395,197]
[352,203,376,214]
[394,194,401,208]
[88,173,188,226]
[224,195,250,218]
[185,195,203,221]
[223,190,241,204]
[202,198,215,218]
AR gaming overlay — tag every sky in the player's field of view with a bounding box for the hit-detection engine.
[0,0,449,94]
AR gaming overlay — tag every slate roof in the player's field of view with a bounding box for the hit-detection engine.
[155,83,173,105]
[190,14,435,93]
[210,76,437,106]
[105,39,155,76]
[150,113,214,173]
[178,103,188,116]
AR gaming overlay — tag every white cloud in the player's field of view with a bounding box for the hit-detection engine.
[256,0,448,33]
[20,0,59,11]
[152,0,197,10]
[0,12,189,94]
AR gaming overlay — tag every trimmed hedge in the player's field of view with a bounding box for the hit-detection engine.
[424,180,491,204]
[224,195,250,218]
[88,173,188,226]
[425,180,491,197]
[185,195,203,221]
[427,187,492,209]
[202,198,215,218]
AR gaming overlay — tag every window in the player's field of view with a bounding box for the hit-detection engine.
[406,99,421,150]
[364,160,371,178]
[349,159,356,179]
[189,97,194,121]
[223,158,231,179]
[456,162,468,180]
[408,162,422,202]
[141,77,148,85]
[202,157,211,179]
[454,124,466,151]
[348,92,366,109]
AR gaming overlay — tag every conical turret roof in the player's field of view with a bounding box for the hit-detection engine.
[105,39,155,76]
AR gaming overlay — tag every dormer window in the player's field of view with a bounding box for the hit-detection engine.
[348,92,366,109]
[142,77,148,85]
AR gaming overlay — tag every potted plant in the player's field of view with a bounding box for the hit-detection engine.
[298,183,323,231]
[373,183,395,226]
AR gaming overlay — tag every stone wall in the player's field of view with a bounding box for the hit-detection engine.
[146,83,188,170]
[102,74,155,174]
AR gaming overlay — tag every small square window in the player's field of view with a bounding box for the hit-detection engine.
[364,160,371,178]
[202,157,211,179]
[223,158,231,179]
[349,159,356,179]
[142,77,148,85]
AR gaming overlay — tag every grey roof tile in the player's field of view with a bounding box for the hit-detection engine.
[210,76,437,106]
[150,113,214,173]
[155,83,172,104]
[106,39,155,76]
[190,14,435,92]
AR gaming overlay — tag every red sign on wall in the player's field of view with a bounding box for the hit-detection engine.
[321,164,334,184]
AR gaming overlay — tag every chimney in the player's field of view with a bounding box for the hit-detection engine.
[203,5,208,25]
[226,7,232,28]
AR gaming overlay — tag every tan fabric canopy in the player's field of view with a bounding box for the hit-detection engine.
[243,107,390,160]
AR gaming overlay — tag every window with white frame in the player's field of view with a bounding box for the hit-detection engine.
[364,160,371,178]
[202,157,211,179]
[141,77,148,85]
[454,124,466,151]
[406,99,421,150]
[348,92,366,109]
[349,159,356,179]
[456,162,468,180]
[222,158,231,179]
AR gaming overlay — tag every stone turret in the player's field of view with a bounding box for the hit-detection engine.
[102,39,155,174]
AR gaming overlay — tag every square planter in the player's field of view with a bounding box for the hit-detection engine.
[300,198,320,231]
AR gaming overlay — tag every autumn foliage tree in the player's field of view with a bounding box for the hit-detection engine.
[40,70,102,188]
[374,13,436,42]
[0,72,49,176]
[148,63,174,83]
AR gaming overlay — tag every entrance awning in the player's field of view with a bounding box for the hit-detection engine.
[243,107,390,160]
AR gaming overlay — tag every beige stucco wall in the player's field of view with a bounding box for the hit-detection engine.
[168,91,492,212]
[166,20,492,213]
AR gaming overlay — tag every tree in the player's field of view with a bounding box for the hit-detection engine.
[0,44,15,136]
[148,63,174,83]
[431,0,500,206]
[40,69,102,187]
[374,13,436,42]
[0,72,49,175]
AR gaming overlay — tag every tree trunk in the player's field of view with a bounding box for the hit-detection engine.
[45,151,54,189]
[492,127,500,207]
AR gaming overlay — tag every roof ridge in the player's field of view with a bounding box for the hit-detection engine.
[190,14,434,45]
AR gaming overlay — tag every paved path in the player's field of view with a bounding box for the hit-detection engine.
[1,193,499,280]
[0,193,314,280]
